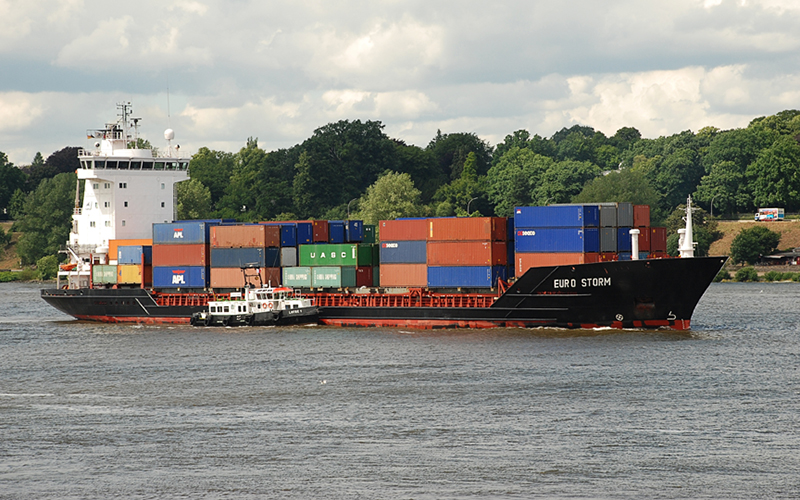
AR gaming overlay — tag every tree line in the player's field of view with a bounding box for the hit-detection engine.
[2,109,799,265]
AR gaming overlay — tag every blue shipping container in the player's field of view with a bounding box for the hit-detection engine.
[328,221,345,244]
[617,227,632,252]
[296,222,313,245]
[118,245,152,265]
[210,247,280,268]
[507,218,515,241]
[379,240,427,264]
[153,266,207,288]
[345,220,363,242]
[507,242,515,278]
[514,227,599,253]
[514,206,599,228]
[427,266,507,288]
[153,222,215,245]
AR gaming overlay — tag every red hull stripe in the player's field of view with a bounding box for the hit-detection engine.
[76,315,191,325]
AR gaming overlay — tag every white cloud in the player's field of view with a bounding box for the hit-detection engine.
[0,92,44,132]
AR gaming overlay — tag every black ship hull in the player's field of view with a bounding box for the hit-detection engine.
[41,257,726,330]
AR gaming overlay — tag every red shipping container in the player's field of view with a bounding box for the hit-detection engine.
[633,205,651,228]
[211,225,280,248]
[312,220,329,242]
[427,217,506,242]
[427,241,507,266]
[631,227,651,252]
[516,252,598,275]
[650,227,667,253]
[152,244,208,267]
[210,267,281,289]
[379,264,427,287]
[379,219,428,241]
[356,266,373,287]
[599,252,618,262]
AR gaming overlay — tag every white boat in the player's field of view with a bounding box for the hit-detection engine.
[191,284,318,327]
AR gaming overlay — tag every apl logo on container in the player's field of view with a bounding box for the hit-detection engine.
[172,270,186,284]
[173,228,184,239]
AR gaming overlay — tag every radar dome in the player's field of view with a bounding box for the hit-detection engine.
[164,128,175,140]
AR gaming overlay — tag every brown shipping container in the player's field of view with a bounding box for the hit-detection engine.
[635,227,651,252]
[599,252,618,262]
[356,267,373,288]
[427,217,506,242]
[633,205,651,227]
[516,252,598,275]
[211,225,280,248]
[313,220,329,242]
[427,241,507,266]
[109,239,152,264]
[379,264,428,287]
[210,267,281,289]
[651,227,667,253]
[152,243,209,267]
[379,219,428,241]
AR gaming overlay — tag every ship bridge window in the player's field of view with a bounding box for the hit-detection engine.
[95,161,105,169]
[179,161,188,170]
[118,161,130,170]
[154,162,165,170]
[81,160,90,169]
[142,161,153,170]
[131,161,142,169]
[107,161,118,169]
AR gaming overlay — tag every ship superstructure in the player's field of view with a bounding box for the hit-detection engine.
[61,103,189,289]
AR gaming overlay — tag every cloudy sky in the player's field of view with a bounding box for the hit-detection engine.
[1,0,799,165]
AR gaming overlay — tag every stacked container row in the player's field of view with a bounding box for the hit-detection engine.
[152,221,217,289]
[209,224,281,289]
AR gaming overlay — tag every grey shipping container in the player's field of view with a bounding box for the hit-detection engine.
[600,227,618,252]
[281,247,298,267]
[617,202,633,227]
[600,205,617,227]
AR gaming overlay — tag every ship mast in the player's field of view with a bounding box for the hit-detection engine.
[678,195,696,258]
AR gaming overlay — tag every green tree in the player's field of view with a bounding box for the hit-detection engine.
[216,138,265,221]
[356,171,422,225]
[746,135,800,211]
[36,254,59,280]
[729,226,781,265]
[14,172,76,265]
[572,168,662,219]
[532,159,601,205]
[734,267,760,282]
[21,146,80,191]
[189,147,236,206]
[427,130,493,180]
[0,226,11,246]
[433,152,487,216]
[486,147,554,216]
[663,204,721,257]
[176,179,212,220]
[1,152,27,217]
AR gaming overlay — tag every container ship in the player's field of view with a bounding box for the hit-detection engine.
[40,105,726,330]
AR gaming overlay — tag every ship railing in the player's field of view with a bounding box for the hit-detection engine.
[311,291,497,309]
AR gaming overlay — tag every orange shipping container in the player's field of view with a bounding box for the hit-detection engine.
[379,264,427,287]
[427,217,506,242]
[211,225,280,248]
[210,267,281,289]
[516,252,598,275]
[109,239,152,263]
[633,205,651,227]
[427,241,507,266]
[117,264,152,285]
[379,219,428,241]
[152,243,209,267]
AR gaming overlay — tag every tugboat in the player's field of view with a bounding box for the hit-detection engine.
[190,269,318,327]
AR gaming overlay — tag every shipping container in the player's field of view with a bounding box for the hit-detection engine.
[280,224,297,247]
[312,220,329,242]
[211,224,280,248]
[92,264,117,284]
[296,222,313,245]
[355,266,373,287]
[515,227,599,253]
[109,239,152,264]
[153,266,207,289]
[312,266,344,288]
[513,205,599,228]
[427,266,507,288]
[427,241,508,266]
[153,222,215,245]
[210,267,281,289]
[210,247,280,268]
[299,243,374,267]
[328,221,345,243]
[152,243,209,267]
[363,225,376,244]
[617,227,632,252]
[618,252,632,261]
[282,266,312,288]
[507,243,515,278]
[617,202,633,227]
[428,217,506,241]
[379,240,427,264]
[516,252,599,275]
[379,219,428,241]
[600,205,617,227]
[633,205,651,228]
[600,227,617,253]
[636,227,651,252]
[507,218,515,240]
[117,264,152,285]
[345,220,363,242]
[281,247,298,267]
[379,264,428,287]
[651,227,668,253]
[118,245,152,265]
[599,252,618,262]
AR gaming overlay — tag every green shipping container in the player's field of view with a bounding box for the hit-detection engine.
[299,244,375,267]
[363,225,376,244]
[282,266,312,287]
[311,266,358,288]
[92,265,118,284]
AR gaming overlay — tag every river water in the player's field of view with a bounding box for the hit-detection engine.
[1,282,798,499]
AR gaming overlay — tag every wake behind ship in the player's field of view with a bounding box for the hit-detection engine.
[41,105,726,330]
